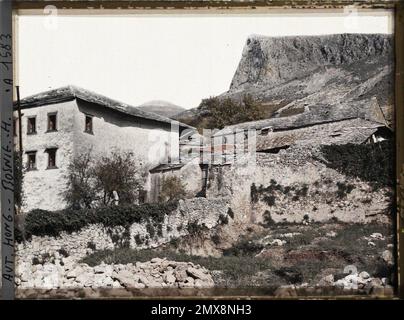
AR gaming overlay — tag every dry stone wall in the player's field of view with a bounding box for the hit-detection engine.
[206,145,393,225]
[16,197,230,264]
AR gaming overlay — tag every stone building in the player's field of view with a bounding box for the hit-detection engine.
[14,85,192,212]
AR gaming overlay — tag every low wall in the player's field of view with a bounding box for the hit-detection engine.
[15,197,230,266]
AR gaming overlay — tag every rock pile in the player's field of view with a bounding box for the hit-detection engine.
[16,257,215,290]
[318,271,393,295]
[274,270,394,297]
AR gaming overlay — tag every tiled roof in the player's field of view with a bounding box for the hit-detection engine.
[15,85,194,130]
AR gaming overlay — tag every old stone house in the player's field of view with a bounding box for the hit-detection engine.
[14,85,192,212]
[148,114,392,202]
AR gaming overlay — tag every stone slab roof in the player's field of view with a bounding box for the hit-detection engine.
[15,85,194,130]
[256,118,386,151]
[149,163,185,173]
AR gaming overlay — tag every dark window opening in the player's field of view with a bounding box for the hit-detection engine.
[47,113,57,131]
[85,115,93,133]
[26,151,37,170]
[46,148,57,169]
[27,117,36,134]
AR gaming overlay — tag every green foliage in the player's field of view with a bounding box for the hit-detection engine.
[223,238,264,257]
[158,176,187,202]
[251,181,310,206]
[134,234,144,246]
[211,233,221,245]
[197,94,265,129]
[65,150,146,209]
[186,222,208,236]
[87,242,97,251]
[263,210,276,227]
[250,183,259,203]
[320,141,394,190]
[16,202,178,241]
[81,248,271,283]
[58,248,69,257]
[336,182,355,199]
[146,223,156,238]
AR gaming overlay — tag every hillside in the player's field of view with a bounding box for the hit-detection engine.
[178,33,394,128]
[137,100,186,118]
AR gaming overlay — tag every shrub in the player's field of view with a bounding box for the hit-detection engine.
[159,176,187,202]
[250,184,259,203]
[211,233,221,245]
[65,150,146,209]
[146,222,156,238]
[134,234,144,246]
[223,238,264,257]
[263,210,276,227]
[16,202,178,241]
[319,141,394,190]
[197,94,265,129]
[187,222,208,236]
[336,182,355,199]
[263,195,276,206]
[58,248,70,257]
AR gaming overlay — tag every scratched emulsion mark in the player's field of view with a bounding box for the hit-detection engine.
[0,0,14,300]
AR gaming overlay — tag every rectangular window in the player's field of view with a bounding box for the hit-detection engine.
[85,115,93,134]
[47,113,57,131]
[46,148,57,169]
[26,151,37,170]
[27,117,36,134]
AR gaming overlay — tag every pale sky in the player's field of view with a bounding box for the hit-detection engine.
[17,11,393,109]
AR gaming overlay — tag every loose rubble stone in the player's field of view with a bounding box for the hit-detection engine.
[382,250,394,266]
[16,259,215,290]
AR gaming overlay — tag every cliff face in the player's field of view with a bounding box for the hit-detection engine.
[230,33,392,90]
[222,33,394,125]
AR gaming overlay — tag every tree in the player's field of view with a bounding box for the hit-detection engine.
[65,151,95,209]
[158,176,187,202]
[92,151,144,206]
[197,94,265,129]
[65,150,145,209]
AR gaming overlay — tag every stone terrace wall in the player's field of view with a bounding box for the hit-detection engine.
[16,197,230,264]
[206,145,393,225]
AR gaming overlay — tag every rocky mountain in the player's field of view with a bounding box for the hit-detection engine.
[180,33,394,128]
[137,100,186,118]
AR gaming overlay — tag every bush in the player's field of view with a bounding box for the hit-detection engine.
[65,150,146,208]
[320,141,394,190]
[211,233,221,245]
[197,94,265,129]
[263,210,276,227]
[159,176,187,202]
[223,238,264,257]
[86,242,96,251]
[187,222,208,236]
[80,248,272,283]
[16,202,178,241]
[336,182,355,199]
[58,248,70,257]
